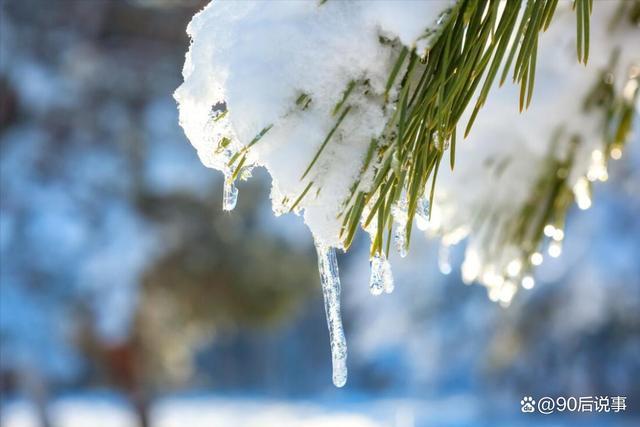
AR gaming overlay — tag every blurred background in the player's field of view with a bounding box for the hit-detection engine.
[0,1,639,426]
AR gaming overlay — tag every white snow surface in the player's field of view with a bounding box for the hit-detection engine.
[174,0,453,248]
[1,394,481,427]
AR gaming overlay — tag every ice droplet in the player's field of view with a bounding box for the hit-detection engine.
[315,242,348,388]
[222,177,238,211]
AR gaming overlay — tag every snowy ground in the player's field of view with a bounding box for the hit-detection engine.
[2,394,638,427]
[0,394,447,427]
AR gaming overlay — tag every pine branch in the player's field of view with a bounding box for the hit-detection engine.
[331,0,594,255]
[477,52,638,284]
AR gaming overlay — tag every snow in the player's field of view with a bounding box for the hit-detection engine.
[11,392,638,427]
[0,394,484,427]
[174,0,453,248]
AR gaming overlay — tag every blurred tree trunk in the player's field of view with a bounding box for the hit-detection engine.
[102,343,150,427]
[131,389,150,427]
[21,370,52,427]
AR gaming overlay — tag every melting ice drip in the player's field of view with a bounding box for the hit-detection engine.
[369,253,394,295]
[222,175,238,211]
[438,244,452,275]
[392,192,409,257]
[394,193,432,256]
[315,242,348,387]
[415,197,430,230]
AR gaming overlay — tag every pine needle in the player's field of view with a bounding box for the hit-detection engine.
[301,106,351,180]
[289,181,314,212]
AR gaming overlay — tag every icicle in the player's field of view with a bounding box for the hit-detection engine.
[498,280,517,307]
[461,247,481,284]
[369,254,385,296]
[438,244,452,275]
[383,258,394,294]
[239,166,254,181]
[369,253,394,295]
[415,197,430,230]
[573,177,592,210]
[222,175,238,211]
[394,227,408,258]
[315,242,348,388]
[392,192,409,257]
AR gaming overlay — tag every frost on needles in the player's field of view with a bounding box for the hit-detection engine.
[175,0,639,387]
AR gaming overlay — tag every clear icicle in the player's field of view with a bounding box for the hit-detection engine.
[369,253,395,296]
[438,244,452,275]
[392,192,409,257]
[369,255,385,296]
[382,257,394,294]
[394,227,408,258]
[222,176,238,211]
[415,197,430,231]
[315,242,348,388]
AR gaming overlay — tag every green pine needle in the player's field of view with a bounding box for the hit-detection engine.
[301,105,351,180]
[289,181,315,212]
